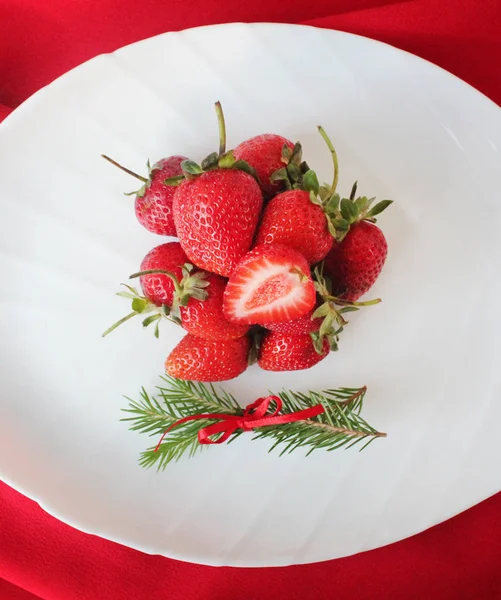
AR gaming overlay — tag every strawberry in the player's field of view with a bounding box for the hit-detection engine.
[265,309,322,335]
[233,134,294,199]
[102,154,186,236]
[223,244,316,325]
[255,189,333,264]
[255,127,392,266]
[164,103,263,277]
[166,334,250,381]
[179,273,249,340]
[258,332,329,372]
[173,168,263,277]
[139,242,188,306]
[324,221,388,302]
[102,242,190,338]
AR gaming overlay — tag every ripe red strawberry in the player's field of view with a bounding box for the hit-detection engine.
[223,244,316,325]
[265,309,322,335]
[233,134,294,199]
[258,332,329,372]
[102,154,186,236]
[255,189,333,264]
[134,156,187,236]
[324,221,388,302]
[102,242,189,338]
[179,274,249,340]
[139,242,188,306]
[173,168,263,277]
[166,334,250,381]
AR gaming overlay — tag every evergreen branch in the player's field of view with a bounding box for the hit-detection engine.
[122,378,386,471]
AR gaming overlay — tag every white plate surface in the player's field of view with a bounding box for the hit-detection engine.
[1,23,500,567]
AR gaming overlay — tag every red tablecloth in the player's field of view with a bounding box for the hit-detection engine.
[1,1,500,598]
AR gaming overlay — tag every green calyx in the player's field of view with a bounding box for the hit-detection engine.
[102,264,209,339]
[101,283,179,339]
[309,265,381,354]
[285,127,393,242]
[269,142,311,190]
[101,154,159,198]
[129,263,210,311]
[163,102,257,186]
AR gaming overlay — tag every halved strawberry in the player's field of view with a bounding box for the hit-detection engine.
[223,244,315,325]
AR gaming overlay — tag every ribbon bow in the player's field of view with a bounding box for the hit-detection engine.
[154,395,325,451]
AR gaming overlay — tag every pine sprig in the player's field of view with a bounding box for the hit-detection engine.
[121,377,386,471]
[252,386,383,456]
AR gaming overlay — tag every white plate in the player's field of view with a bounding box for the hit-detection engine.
[1,23,500,567]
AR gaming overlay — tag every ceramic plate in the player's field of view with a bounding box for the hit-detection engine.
[1,23,500,567]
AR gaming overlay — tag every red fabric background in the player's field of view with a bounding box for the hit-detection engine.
[1,1,501,598]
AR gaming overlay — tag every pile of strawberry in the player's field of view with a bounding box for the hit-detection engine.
[103,103,392,382]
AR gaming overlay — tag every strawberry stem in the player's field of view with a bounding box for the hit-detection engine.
[317,126,339,194]
[102,311,138,337]
[215,101,226,156]
[101,154,148,183]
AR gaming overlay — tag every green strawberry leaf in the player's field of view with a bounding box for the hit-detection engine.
[116,291,137,300]
[290,142,303,165]
[312,302,330,319]
[324,192,341,215]
[310,190,322,206]
[309,332,326,355]
[270,167,289,182]
[281,144,293,163]
[201,152,219,170]
[286,162,301,182]
[319,313,335,339]
[132,298,148,313]
[233,159,258,179]
[331,218,350,231]
[218,151,236,169]
[318,185,331,202]
[326,219,338,238]
[328,335,340,352]
[367,199,393,218]
[354,196,369,213]
[142,313,162,328]
[163,175,184,186]
[340,198,359,222]
[349,181,358,201]
[303,169,320,195]
[338,306,360,314]
[181,160,203,176]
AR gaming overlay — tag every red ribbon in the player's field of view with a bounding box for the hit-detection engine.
[154,395,325,451]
